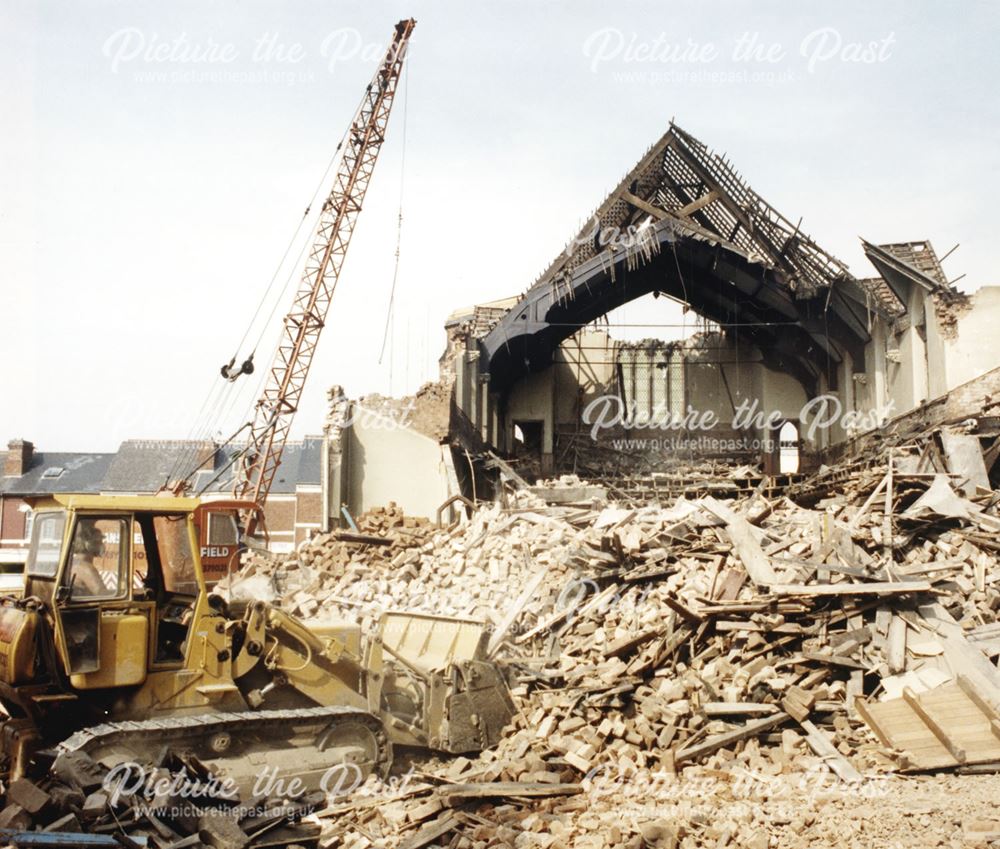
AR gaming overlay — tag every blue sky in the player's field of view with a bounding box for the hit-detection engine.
[3,0,998,451]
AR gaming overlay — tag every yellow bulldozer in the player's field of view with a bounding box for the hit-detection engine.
[0,494,514,790]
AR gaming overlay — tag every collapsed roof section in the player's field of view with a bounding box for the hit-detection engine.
[479,122,898,397]
[539,123,851,298]
[863,239,970,335]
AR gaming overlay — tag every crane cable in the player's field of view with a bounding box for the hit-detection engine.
[229,116,357,373]
[379,59,409,365]
[178,36,413,490]
[169,98,360,488]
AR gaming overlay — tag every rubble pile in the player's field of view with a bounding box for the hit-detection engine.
[8,426,1000,848]
[230,503,435,618]
[356,379,453,442]
[231,425,1000,849]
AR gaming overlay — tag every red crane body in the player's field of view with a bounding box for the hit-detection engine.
[234,19,415,533]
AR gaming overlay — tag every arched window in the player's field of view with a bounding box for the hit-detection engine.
[778,420,800,474]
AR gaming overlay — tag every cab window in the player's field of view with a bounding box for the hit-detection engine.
[153,516,198,596]
[207,512,239,546]
[25,511,66,578]
[65,516,128,600]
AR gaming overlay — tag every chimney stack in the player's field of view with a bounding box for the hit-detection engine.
[4,440,34,477]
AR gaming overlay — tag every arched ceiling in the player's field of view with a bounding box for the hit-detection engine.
[479,123,894,398]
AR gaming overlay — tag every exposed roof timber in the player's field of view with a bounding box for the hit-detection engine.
[478,123,893,398]
[837,275,905,320]
[481,222,837,397]
[529,128,679,290]
[862,240,947,298]
[677,189,720,218]
[878,241,948,284]
[524,123,854,306]
[663,124,851,293]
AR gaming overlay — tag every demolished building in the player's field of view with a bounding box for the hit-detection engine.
[322,123,1000,525]
[5,122,1000,848]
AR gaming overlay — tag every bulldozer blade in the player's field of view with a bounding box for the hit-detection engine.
[372,612,515,754]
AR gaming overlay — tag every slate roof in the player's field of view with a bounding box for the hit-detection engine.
[102,440,221,493]
[0,438,322,497]
[267,438,322,493]
[0,451,115,496]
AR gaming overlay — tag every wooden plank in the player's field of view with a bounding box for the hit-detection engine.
[714,568,746,601]
[436,782,581,799]
[714,621,805,635]
[621,189,670,221]
[398,813,461,849]
[902,686,966,763]
[486,451,532,490]
[847,669,864,718]
[887,615,907,674]
[662,593,702,624]
[846,472,889,530]
[859,681,1000,769]
[918,603,1000,705]
[956,674,1000,741]
[603,624,668,659]
[801,651,867,670]
[798,719,863,782]
[515,583,617,644]
[884,448,894,562]
[773,556,875,581]
[642,625,694,674]
[676,189,720,217]
[488,564,549,656]
[854,697,892,748]
[333,531,393,546]
[700,497,777,586]
[769,580,932,597]
[703,702,779,717]
[675,713,788,763]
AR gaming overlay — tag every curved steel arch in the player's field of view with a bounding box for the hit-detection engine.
[478,123,883,399]
[480,220,869,398]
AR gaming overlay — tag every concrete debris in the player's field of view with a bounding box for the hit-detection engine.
[225,503,435,614]
[211,425,1000,847]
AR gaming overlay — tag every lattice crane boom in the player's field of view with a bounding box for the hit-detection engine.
[235,18,415,530]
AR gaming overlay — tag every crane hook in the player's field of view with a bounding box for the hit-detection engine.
[221,353,255,382]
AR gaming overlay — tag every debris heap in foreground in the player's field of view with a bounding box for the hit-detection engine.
[7,424,1000,847]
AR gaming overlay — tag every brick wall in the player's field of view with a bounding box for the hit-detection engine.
[0,496,27,543]
[294,488,322,548]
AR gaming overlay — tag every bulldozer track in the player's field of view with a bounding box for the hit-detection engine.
[57,705,393,780]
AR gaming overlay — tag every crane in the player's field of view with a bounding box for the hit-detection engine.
[232,18,415,533]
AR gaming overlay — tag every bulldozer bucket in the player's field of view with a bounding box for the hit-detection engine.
[370,612,515,754]
[378,611,489,670]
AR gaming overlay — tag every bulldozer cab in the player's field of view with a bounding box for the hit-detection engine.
[25,496,209,689]
[192,499,266,586]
